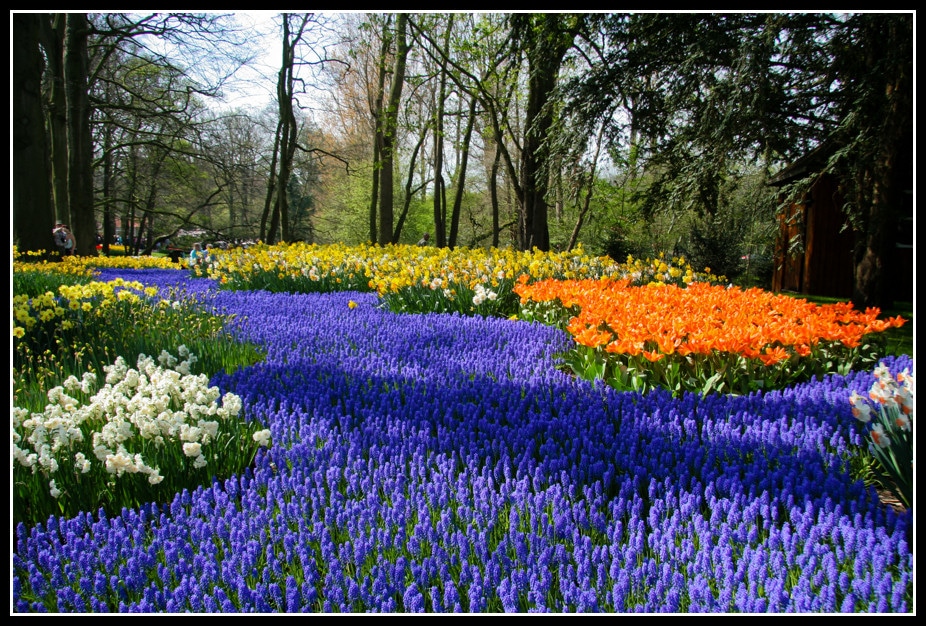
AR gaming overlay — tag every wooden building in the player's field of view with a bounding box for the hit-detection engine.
[769,144,913,303]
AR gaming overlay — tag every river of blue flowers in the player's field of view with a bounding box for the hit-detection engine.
[13,268,913,613]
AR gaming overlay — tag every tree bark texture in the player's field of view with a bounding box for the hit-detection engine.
[13,13,56,254]
[378,14,409,246]
[64,13,94,256]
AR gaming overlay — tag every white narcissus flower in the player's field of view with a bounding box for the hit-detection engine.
[138,418,162,440]
[252,429,272,447]
[13,445,37,468]
[123,369,140,388]
[104,357,129,385]
[80,372,97,394]
[13,406,30,428]
[849,391,872,423]
[37,446,59,473]
[105,451,138,476]
[870,423,891,449]
[893,385,914,418]
[49,479,62,499]
[158,349,177,368]
[179,424,203,442]
[63,375,82,393]
[893,413,911,431]
[872,363,892,382]
[472,283,498,307]
[92,443,112,462]
[15,347,249,492]
[220,393,242,418]
[198,420,219,444]
[74,452,91,473]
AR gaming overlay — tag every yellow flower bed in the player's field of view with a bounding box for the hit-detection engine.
[13,247,178,274]
[202,242,721,317]
[13,278,157,338]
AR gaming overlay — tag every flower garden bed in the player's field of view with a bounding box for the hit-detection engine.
[12,256,913,613]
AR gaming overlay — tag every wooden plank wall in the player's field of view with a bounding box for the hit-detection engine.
[772,174,855,298]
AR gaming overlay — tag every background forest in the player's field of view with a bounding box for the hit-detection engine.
[12,12,913,306]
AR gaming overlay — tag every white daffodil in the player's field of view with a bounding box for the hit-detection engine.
[849,391,873,423]
[252,429,272,448]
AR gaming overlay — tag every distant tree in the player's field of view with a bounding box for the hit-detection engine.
[203,111,271,242]
[447,93,478,249]
[261,13,346,244]
[261,13,311,244]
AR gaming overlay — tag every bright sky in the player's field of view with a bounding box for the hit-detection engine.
[214,12,284,112]
[213,11,351,115]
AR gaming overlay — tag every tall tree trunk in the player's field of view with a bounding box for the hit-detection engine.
[274,117,292,244]
[515,14,577,251]
[270,14,305,245]
[850,15,912,309]
[368,16,392,244]
[261,14,310,245]
[448,95,477,249]
[394,123,429,244]
[260,125,281,243]
[100,121,113,255]
[432,89,446,246]
[64,13,94,256]
[430,17,454,247]
[13,13,55,254]
[38,14,70,227]
[566,123,605,251]
[378,14,409,246]
[125,143,141,249]
[520,63,558,251]
[138,155,166,254]
[490,145,501,248]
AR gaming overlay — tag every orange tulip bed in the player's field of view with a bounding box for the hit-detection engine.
[514,276,906,396]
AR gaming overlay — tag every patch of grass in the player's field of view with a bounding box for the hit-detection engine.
[879,301,914,358]
[12,269,94,299]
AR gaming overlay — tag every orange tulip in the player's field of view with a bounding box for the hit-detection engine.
[515,277,903,365]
